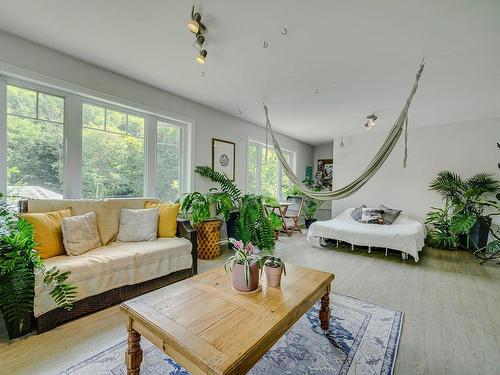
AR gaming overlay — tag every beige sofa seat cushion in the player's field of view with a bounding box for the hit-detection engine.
[34,237,192,317]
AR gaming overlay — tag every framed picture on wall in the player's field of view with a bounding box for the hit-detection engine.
[212,138,236,181]
[316,159,333,190]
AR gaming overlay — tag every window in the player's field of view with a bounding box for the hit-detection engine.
[247,142,295,200]
[156,121,182,202]
[6,85,64,200]
[1,77,191,202]
[82,103,145,198]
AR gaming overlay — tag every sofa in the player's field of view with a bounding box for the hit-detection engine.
[18,197,197,334]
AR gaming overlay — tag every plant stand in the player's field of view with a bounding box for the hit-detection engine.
[196,219,221,259]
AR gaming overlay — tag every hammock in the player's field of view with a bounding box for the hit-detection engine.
[263,62,425,201]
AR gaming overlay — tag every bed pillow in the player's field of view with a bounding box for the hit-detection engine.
[117,208,159,242]
[380,204,402,225]
[61,212,102,256]
[360,208,385,224]
[351,205,366,222]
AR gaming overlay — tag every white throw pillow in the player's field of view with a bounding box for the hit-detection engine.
[117,207,158,242]
[62,212,102,256]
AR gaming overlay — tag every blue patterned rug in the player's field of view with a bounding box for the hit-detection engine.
[58,293,403,375]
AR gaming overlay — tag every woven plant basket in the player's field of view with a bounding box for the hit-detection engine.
[196,219,222,259]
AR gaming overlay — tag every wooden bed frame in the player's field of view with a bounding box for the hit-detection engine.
[18,199,198,334]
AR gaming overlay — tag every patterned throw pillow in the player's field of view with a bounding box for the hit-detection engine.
[360,208,385,224]
[351,205,367,222]
[62,212,102,256]
[379,204,402,225]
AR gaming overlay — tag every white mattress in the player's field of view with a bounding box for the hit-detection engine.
[307,208,426,262]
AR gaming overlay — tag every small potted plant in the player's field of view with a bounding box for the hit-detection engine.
[224,239,269,292]
[263,256,286,287]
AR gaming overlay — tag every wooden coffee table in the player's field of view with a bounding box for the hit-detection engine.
[121,264,334,375]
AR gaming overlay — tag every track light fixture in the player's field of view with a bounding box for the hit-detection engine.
[189,6,208,65]
[196,50,207,65]
[193,34,205,51]
[365,114,377,130]
[188,6,206,34]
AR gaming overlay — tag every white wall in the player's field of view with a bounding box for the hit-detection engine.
[0,30,313,194]
[333,118,500,220]
[313,142,334,220]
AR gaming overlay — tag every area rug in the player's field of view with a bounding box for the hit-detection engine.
[58,293,403,375]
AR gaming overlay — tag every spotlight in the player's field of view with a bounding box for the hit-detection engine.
[365,114,377,130]
[196,50,207,64]
[188,7,206,34]
[192,34,205,50]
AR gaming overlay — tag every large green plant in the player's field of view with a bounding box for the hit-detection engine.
[194,166,277,250]
[426,171,500,249]
[0,195,76,335]
[178,189,234,225]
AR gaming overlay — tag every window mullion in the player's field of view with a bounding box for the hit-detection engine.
[64,94,82,198]
[144,115,157,197]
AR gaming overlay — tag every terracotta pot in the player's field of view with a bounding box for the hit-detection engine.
[264,265,283,288]
[232,261,260,292]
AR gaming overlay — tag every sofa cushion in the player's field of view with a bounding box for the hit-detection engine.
[117,207,159,242]
[22,209,72,259]
[61,212,102,256]
[379,204,402,225]
[34,237,192,317]
[145,201,180,238]
[27,198,162,245]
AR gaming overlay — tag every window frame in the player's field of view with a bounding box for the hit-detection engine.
[246,140,296,200]
[0,75,191,201]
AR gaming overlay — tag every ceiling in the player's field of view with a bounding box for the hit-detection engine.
[0,0,498,145]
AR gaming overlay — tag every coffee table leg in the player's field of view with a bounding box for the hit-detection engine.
[126,327,143,375]
[319,290,331,330]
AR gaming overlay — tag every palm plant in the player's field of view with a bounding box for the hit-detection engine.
[427,171,500,249]
[0,194,76,338]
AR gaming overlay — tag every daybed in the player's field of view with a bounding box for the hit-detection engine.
[19,198,197,333]
[307,208,426,262]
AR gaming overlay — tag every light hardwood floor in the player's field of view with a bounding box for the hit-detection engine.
[1,233,499,375]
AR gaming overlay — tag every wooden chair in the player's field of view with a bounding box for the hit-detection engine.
[284,196,304,234]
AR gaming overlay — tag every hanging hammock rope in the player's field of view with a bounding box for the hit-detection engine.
[264,61,425,201]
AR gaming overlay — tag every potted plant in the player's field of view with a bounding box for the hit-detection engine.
[179,189,234,259]
[286,179,323,229]
[263,256,286,287]
[194,166,277,251]
[223,239,263,292]
[426,171,500,250]
[0,194,76,339]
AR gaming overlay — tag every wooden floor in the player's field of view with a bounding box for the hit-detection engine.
[1,233,499,374]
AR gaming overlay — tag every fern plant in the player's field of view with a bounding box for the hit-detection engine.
[194,166,277,250]
[0,194,76,338]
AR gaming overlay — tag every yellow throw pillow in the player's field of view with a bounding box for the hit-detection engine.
[22,209,72,259]
[144,201,179,238]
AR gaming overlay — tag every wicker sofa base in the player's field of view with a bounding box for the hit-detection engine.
[36,268,193,334]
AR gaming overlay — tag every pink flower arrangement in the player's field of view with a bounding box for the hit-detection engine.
[228,238,258,255]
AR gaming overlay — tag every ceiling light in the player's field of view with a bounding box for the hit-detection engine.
[188,8,206,34]
[365,114,377,130]
[192,34,205,50]
[196,50,207,64]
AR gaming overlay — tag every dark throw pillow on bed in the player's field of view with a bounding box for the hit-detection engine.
[351,205,366,222]
[360,208,385,224]
[379,204,402,225]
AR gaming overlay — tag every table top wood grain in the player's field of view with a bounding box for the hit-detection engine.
[121,264,334,375]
